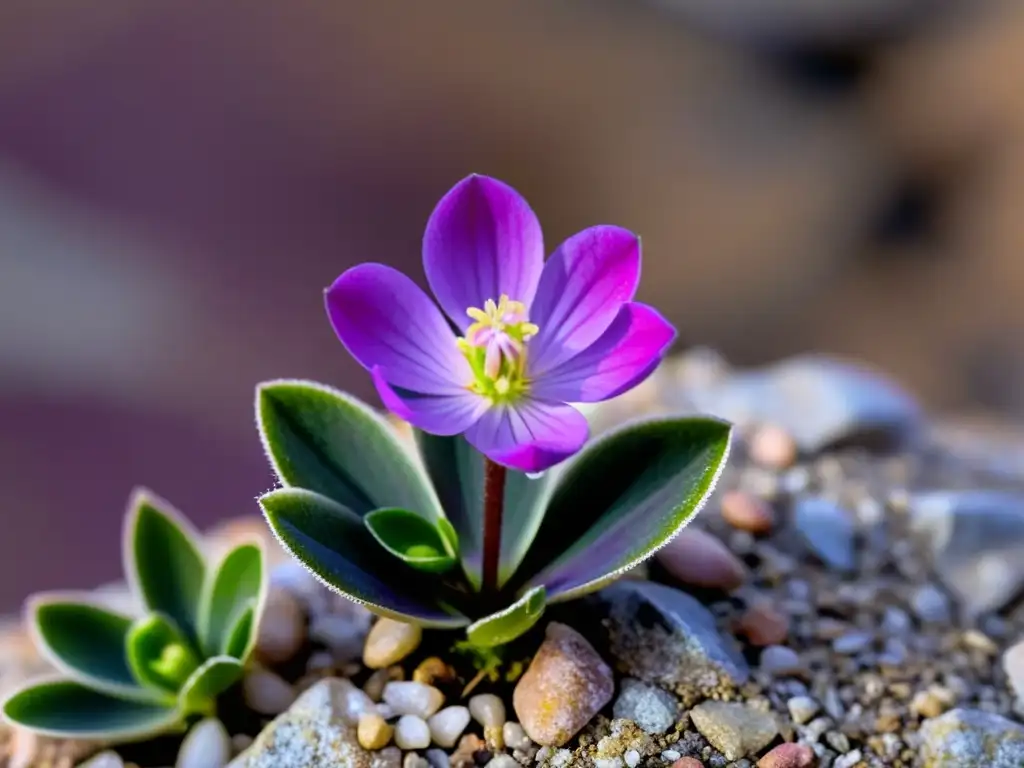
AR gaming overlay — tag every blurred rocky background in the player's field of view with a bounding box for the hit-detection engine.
[1,0,1022,611]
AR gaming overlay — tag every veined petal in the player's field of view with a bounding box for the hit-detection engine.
[531,303,675,403]
[325,264,471,394]
[465,399,588,473]
[372,367,488,436]
[528,226,641,375]
[424,175,544,330]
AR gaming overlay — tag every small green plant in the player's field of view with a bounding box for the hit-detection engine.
[2,489,267,741]
[256,379,730,647]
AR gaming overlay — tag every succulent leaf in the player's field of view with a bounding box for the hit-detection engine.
[125,489,205,640]
[364,508,458,573]
[2,678,181,740]
[220,601,256,659]
[29,597,157,701]
[521,416,732,601]
[256,380,444,520]
[465,586,546,648]
[260,487,469,628]
[415,432,558,589]
[125,614,199,695]
[198,542,265,658]
[177,656,244,714]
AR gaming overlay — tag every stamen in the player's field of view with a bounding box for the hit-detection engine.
[458,294,539,403]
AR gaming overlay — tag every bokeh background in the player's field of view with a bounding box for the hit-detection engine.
[2,0,1023,612]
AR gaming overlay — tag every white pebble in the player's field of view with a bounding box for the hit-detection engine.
[485,756,519,768]
[337,679,379,722]
[535,747,553,763]
[624,750,641,767]
[551,750,573,767]
[594,759,624,768]
[383,680,445,718]
[404,754,430,768]
[834,750,863,768]
[309,614,366,662]
[175,718,231,768]
[376,702,396,719]
[502,721,531,750]
[662,750,681,761]
[428,706,471,748]
[256,587,306,664]
[243,669,296,715]
[468,693,506,728]
[787,695,820,725]
[394,714,431,750]
[78,753,124,768]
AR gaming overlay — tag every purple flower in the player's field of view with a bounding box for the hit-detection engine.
[325,175,676,473]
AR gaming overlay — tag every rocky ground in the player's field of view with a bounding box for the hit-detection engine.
[5,351,1024,767]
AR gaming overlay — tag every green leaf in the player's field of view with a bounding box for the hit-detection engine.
[126,614,199,695]
[221,601,255,660]
[364,508,457,573]
[197,543,265,658]
[124,489,205,641]
[465,586,546,648]
[29,595,155,701]
[520,417,732,602]
[260,488,469,628]
[177,656,243,714]
[2,678,181,740]
[256,380,444,521]
[415,432,557,589]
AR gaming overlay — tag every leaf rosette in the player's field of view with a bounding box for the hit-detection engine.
[2,491,267,741]
[256,379,730,647]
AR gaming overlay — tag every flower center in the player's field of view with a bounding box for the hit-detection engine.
[457,294,539,402]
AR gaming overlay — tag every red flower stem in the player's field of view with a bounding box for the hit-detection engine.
[481,459,507,595]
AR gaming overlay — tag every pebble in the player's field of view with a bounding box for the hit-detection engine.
[383,681,445,718]
[661,750,681,762]
[364,666,402,701]
[824,731,850,753]
[721,490,777,535]
[670,758,703,768]
[911,583,952,624]
[451,734,487,768]
[595,581,749,698]
[176,718,231,768]
[656,528,746,590]
[756,743,815,767]
[736,602,789,646]
[428,706,471,748]
[309,614,365,662]
[512,622,615,746]
[831,630,873,655]
[79,754,125,768]
[880,606,912,635]
[832,750,862,768]
[787,696,820,725]
[229,678,385,766]
[255,587,306,664]
[363,618,422,668]
[484,757,518,768]
[760,645,804,677]
[1003,639,1024,703]
[690,701,779,761]
[405,755,430,768]
[502,721,531,751]
[749,424,798,469]
[394,715,431,750]
[358,713,393,750]
[793,497,857,572]
[413,657,455,686]
[469,693,506,728]
[612,678,679,734]
[425,748,450,768]
[624,749,641,767]
[911,490,1024,617]
[243,668,297,715]
[231,734,254,754]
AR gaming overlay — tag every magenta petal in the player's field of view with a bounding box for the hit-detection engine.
[531,303,676,403]
[528,226,642,375]
[423,175,544,330]
[372,368,487,436]
[325,263,472,394]
[464,400,589,473]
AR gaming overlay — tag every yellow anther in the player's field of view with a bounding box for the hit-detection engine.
[494,377,511,395]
